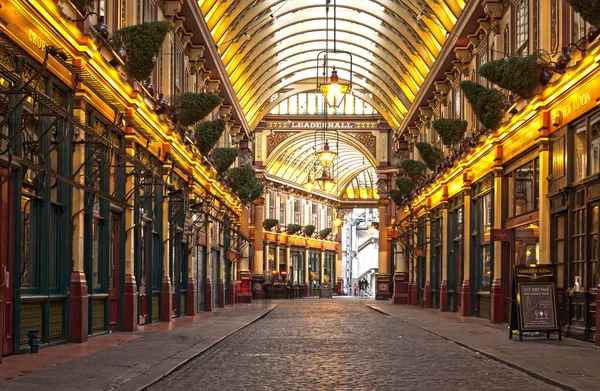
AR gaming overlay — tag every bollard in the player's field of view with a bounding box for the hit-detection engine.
[27,330,40,353]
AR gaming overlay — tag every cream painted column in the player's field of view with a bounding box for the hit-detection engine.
[393,208,408,304]
[286,245,291,282]
[460,177,472,316]
[275,243,280,281]
[335,224,343,294]
[305,246,310,296]
[425,214,432,307]
[122,146,138,331]
[440,197,449,312]
[251,198,265,299]
[238,205,252,302]
[161,173,172,321]
[376,199,391,299]
[320,249,325,286]
[491,149,505,323]
[205,217,214,310]
[538,140,550,265]
[69,104,89,341]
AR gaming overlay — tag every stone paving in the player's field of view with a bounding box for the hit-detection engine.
[151,299,560,391]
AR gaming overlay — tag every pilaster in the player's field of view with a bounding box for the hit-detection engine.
[376,199,391,299]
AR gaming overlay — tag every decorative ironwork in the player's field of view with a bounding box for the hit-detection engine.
[20,302,43,346]
[347,132,377,156]
[266,131,294,156]
[91,299,105,334]
[49,301,64,342]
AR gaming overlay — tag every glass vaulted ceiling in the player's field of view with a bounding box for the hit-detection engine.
[199,0,465,198]
[201,0,465,129]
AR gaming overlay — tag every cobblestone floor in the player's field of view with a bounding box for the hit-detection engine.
[150,299,559,391]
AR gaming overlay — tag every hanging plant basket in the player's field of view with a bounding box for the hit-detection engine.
[400,159,427,182]
[194,119,227,156]
[114,21,170,81]
[287,224,302,235]
[567,1,600,27]
[319,228,332,239]
[479,54,545,100]
[432,119,468,147]
[303,225,316,237]
[263,218,279,231]
[415,142,445,171]
[172,93,223,127]
[227,167,264,203]
[211,148,240,173]
[460,81,507,132]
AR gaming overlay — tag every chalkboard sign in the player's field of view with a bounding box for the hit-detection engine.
[509,265,561,341]
[321,283,332,299]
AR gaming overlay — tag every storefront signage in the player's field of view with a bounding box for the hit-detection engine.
[503,128,535,162]
[28,29,49,52]
[509,265,561,341]
[265,121,378,130]
[504,211,539,229]
[320,283,332,299]
[414,248,426,257]
[491,229,512,242]
[551,89,593,128]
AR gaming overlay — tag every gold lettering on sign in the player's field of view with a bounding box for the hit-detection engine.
[551,90,592,127]
[28,30,48,52]
[504,129,534,161]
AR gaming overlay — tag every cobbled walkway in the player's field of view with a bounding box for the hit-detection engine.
[150,299,559,391]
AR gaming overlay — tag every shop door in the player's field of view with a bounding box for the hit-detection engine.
[0,168,13,355]
[454,241,463,313]
[138,224,149,325]
[108,213,120,329]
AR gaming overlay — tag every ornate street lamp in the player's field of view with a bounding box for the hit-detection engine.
[302,174,316,193]
[316,168,335,193]
[316,140,336,168]
[319,66,350,108]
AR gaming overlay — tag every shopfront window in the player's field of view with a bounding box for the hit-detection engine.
[572,11,587,42]
[516,0,529,54]
[508,159,539,218]
[481,245,491,290]
[514,225,539,265]
[482,193,492,233]
[572,113,600,180]
[572,207,585,285]
[574,121,587,181]
[591,205,599,292]
[589,114,600,175]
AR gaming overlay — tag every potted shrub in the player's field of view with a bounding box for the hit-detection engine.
[303,225,316,237]
[287,224,302,235]
[460,81,507,131]
[390,178,415,206]
[195,119,227,156]
[172,93,223,127]
[415,142,444,171]
[479,54,545,100]
[319,228,332,239]
[227,166,264,203]
[567,1,600,26]
[113,21,171,81]
[432,119,468,147]
[211,148,240,173]
[263,219,279,231]
[400,159,427,182]
[71,0,93,10]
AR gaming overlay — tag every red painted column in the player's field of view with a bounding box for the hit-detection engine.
[425,281,432,308]
[205,279,213,311]
[219,280,225,308]
[251,198,266,299]
[123,274,138,331]
[491,279,504,323]
[459,281,470,316]
[186,277,195,316]
[440,280,449,312]
[161,276,172,321]
[68,271,89,342]
[393,272,408,304]
[376,199,392,299]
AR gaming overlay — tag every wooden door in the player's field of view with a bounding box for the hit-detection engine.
[138,223,149,324]
[0,168,13,355]
[108,213,120,329]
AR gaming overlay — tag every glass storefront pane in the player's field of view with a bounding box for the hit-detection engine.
[481,245,491,291]
[514,225,539,265]
[574,122,587,181]
[514,161,536,215]
[482,193,491,233]
[590,114,600,175]
[92,216,101,290]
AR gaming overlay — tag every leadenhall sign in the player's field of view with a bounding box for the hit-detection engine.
[264,121,379,130]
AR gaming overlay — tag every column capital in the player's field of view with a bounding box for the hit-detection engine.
[377,198,390,207]
[253,197,265,207]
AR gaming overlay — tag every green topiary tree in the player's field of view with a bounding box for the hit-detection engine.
[319,228,332,239]
[460,81,507,131]
[173,93,223,127]
[400,159,427,182]
[212,148,240,173]
[227,167,264,203]
[71,0,94,10]
[114,21,170,81]
[287,224,302,235]
[479,55,545,100]
[303,225,316,237]
[194,119,226,156]
[390,178,415,206]
[263,219,279,231]
[415,142,445,171]
[567,1,600,26]
[432,119,468,147]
